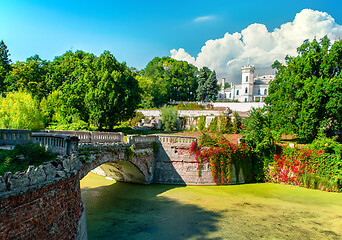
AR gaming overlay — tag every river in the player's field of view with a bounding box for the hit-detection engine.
[81,172,342,240]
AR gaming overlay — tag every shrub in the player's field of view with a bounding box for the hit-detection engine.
[219,114,233,134]
[266,147,342,192]
[197,116,206,131]
[208,117,218,132]
[198,133,229,147]
[0,143,56,175]
[176,103,204,110]
[160,106,179,131]
[232,112,242,133]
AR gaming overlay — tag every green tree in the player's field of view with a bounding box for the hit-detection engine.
[266,37,342,141]
[0,91,44,130]
[196,67,216,102]
[142,57,198,106]
[5,55,49,99]
[0,40,11,92]
[206,70,218,101]
[41,50,140,130]
[85,51,141,130]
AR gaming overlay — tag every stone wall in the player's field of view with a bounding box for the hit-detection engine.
[0,174,84,240]
[153,135,215,185]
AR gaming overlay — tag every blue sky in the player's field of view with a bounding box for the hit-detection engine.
[1,0,341,72]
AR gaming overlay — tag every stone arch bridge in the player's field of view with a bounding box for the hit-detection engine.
[1,129,224,240]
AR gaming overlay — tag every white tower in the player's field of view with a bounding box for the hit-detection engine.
[241,65,255,102]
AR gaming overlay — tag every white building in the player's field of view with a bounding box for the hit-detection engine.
[218,65,275,102]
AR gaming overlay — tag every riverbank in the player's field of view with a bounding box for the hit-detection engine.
[81,172,342,240]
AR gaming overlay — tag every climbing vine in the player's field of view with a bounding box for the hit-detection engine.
[190,141,253,185]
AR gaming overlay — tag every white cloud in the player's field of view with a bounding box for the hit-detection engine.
[171,9,342,84]
[194,15,215,22]
[170,48,196,65]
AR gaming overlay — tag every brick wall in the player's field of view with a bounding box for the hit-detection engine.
[0,174,83,240]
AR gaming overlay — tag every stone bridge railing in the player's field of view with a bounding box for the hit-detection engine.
[40,130,124,143]
[0,129,31,145]
[31,132,79,156]
[157,135,197,146]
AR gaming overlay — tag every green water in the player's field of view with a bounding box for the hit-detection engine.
[81,173,342,240]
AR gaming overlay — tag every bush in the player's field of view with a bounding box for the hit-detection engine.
[219,114,233,134]
[208,117,218,132]
[160,106,179,131]
[197,116,206,131]
[198,133,229,147]
[176,103,204,110]
[266,147,342,192]
[0,143,57,175]
[232,112,242,133]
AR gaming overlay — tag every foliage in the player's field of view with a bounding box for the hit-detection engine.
[0,40,11,92]
[141,57,198,106]
[121,112,145,128]
[40,50,141,130]
[0,143,56,176]
[218,114,233,134]
[175,103,204,110]
[309,130,341,157]
[197,116,206,131]
[205,71,218,102]
[266,37,342,142]
[125,146,135,161]
[242,107,281,181]
[0,91,44,130]
[242,108,279,156]
[136,75,155,108]
[266,147,342,192]
[190,141,253,185]
[208,117,218,132]
[232,112,242,133]
[4,55,49,100]
[198,133,229,147]
[160,106,179,131]
[196,67,217,102]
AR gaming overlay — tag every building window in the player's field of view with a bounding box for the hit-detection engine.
[264,89,267,95]
[236,90,239,95]
[246,76,248,82]
[245,87,248,93]
[229,93,231,98]
[245,98,247,102]
[258,89,261,95]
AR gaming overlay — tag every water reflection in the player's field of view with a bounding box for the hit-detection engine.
[82,182,221,240]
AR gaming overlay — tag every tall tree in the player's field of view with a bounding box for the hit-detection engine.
[5,55,49,99]
[196,67,215,101]
[141,57,198,106]
[266,36,342,141]
[206,70,218,101]
[0,40,11,92]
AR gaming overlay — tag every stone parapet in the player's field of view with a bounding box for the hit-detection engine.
[0,129,31,145]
